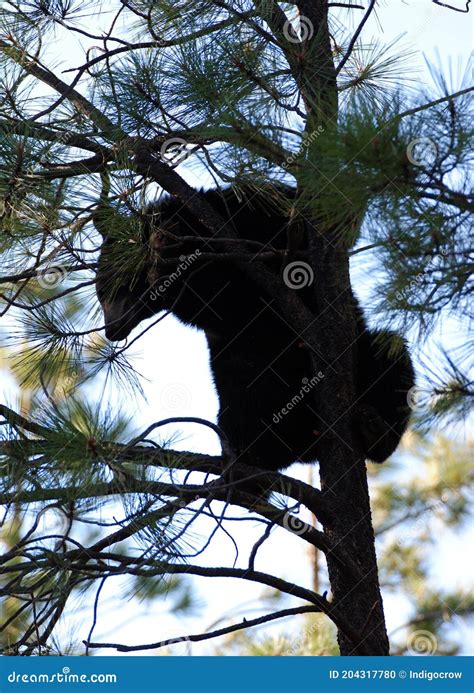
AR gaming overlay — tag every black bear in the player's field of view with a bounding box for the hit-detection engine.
[95,186,415,474]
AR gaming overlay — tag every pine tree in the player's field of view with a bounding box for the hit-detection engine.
[0,0,472,656]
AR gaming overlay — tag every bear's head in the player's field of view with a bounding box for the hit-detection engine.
[95,236,157,341]
[95,204,197,341]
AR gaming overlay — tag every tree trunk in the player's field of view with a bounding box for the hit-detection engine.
[307,230,389,655]
[288,0,389,656]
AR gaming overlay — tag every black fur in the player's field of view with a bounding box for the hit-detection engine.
[95,187,415,472]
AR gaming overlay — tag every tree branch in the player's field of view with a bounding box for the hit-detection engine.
[0,404,50,438]
[0,40,119,134]
[393,86,474,122]
[335,0,377,76]
[0,118,108,154]
[85,604,323,652]
[79,560,369,652]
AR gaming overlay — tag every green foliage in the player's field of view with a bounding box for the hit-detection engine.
[0,0,472,657]
[371,435,473,655]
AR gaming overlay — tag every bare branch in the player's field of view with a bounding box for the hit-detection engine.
[392,86,474,122]
[335,0,377,76]
[432,0,471,12]
[85,604,323,652]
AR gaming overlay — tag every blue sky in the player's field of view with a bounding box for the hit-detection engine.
[0,0,472,655]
